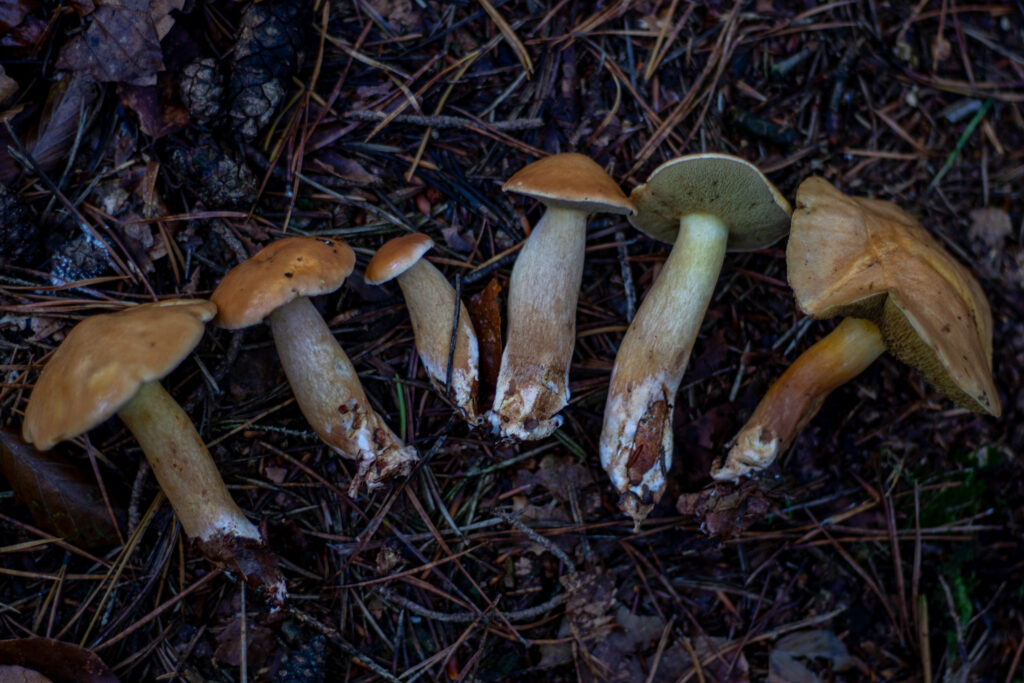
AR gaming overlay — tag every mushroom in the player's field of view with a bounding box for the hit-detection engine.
[21,300,286,605]
[713,177,1000,481]
[365,233,479,423]
[490,153,635,441]
[601,153,792,526]
[210,236,417,495]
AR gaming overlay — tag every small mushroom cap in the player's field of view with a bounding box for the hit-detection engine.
[364,233,434,285]
[22,300,217,450]
[211,237,355,329]
[502,153,636,215]
[629,153,792,251]
[788,177,1000,416]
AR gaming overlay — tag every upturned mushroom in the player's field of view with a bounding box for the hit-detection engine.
[365,233,479,423]
[713,177,1000,481]
[210,236,417,495]
[21,300,286,605]
[601,153,792,527]
[490,153,635,441]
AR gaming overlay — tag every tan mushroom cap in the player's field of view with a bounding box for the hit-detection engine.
[502,153,636,215]
[22,299,217,451]
[629,153,792,251]
[788,177,1000,416]
[211,237,355,329]
[364,233,434,284]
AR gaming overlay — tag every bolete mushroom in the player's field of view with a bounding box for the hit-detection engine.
[713,177,1000,481]
[210,236,417,495]
[490,153,635,441]
[601,153,792,526]
[365,233,479,423]
[21,300,286,605]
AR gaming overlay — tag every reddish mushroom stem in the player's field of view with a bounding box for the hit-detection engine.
[117,380,286,605]
[267,296,417,494]
[712,317,886,481]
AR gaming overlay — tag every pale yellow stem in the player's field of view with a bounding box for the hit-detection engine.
[601,213,728,527]
[268,296,417,494]
[396,260,479,423]
[118,381,285,605]
[489,206,587,441]
[713,317,886,481]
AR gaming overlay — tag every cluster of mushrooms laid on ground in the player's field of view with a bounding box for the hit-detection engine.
[19,152,1001,604]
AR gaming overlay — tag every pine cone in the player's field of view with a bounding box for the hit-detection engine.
[180,57,224,128]
[228,0,311,141]
[167,138,257,209]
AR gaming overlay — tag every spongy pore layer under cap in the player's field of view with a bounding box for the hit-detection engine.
[628,153,792,251]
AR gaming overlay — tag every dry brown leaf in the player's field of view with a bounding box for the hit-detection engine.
[313,151,379,185]
[25,73,99,175]
[677,480,772,539]
[213,617,277,669]
[768,629,854,682]
[0,65,17,103]
[0,428,124,550]
[562,567,616,631]
[367,0,424,35]
[441,224,474,252]
[0,639,120,683]
[56,0,184,86]
[534,453,594,501]
[117,75,189,139]
[0,0,47,53]
[467,278,503,404]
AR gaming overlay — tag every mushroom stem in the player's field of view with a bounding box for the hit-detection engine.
[267,296,417,495]
[713,317,886,481]
[117,380,286,605]
[490,206,587,441]
[395,260,479,423]
[601,213,728,527]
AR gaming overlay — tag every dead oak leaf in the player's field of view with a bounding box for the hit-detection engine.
[677,480,773,539]
[56,0,184,86]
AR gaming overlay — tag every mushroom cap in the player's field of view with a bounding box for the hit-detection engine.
[364,233,434,285]
[788,177,1000,416]
[211,237,355,329]
[628,153,792,251]
[22,299,217,450]
[502,153,636,215]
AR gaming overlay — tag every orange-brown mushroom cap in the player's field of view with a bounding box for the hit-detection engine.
[211,237,355,329]
[788,177,1000,416]
[22,299,217,450]
[502,153,636,215]
[364,233,434,285]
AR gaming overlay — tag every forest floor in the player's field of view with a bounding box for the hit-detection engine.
[0,1,1022,681]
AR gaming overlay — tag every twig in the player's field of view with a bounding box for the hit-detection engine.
[345,109,542,131]
[289,609,402,682]
[645,615,677,683]
[376,585,564,624]
[444,274,460,397]
[499,512,575,572]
